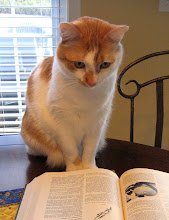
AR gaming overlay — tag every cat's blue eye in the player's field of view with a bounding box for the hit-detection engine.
[74,61,85,69]
[100,62,111,69]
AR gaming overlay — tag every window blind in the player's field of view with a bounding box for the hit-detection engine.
[0,0,67,135]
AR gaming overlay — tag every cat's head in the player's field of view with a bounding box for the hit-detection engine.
[57,16,129,87]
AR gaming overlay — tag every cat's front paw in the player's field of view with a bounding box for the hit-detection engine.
[66,163,83,172]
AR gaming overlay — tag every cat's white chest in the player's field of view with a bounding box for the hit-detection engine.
[48,85,112,134]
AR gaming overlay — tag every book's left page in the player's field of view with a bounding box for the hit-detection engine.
[16,168,124,220]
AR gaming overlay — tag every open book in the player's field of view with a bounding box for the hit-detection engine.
[15,168,169,220]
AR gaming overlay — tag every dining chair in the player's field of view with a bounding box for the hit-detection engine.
[117,50,169,148]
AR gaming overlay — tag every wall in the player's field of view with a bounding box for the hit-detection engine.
[81,0,169,149]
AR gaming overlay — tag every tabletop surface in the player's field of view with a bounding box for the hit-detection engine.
[0,135,169,191]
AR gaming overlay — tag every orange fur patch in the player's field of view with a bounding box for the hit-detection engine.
[26,75,34,103]
[73,157,81,166]
[57,17,120,73]
[26,56,54,102]
[72,17,113,51]
[21,109,59,153]
[22,56,58,152]
[40,56,54,82]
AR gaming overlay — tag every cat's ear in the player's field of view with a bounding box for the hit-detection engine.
[60,23,80,43]
[106,25,129,43]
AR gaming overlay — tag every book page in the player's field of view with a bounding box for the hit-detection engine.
[16,168,124,220]
[119,168,169,220]
[82,169,123,220]
[15,176,46,220]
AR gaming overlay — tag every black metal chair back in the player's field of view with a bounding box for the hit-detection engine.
[117,50,169,148]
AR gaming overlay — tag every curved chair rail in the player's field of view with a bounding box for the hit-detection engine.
[117,50,169,148]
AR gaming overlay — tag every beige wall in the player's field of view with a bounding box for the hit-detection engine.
[81,0,169,149]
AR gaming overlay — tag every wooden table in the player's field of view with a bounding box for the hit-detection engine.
[0,135,169,191]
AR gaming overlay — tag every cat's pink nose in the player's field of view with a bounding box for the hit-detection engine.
[86,77,97,87]
[87,80,96,87]
[85,71,98,87]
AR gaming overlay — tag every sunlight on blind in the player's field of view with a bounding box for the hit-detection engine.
[0,0,67,135]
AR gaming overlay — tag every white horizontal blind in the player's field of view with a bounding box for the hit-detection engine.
[0,0,67,135]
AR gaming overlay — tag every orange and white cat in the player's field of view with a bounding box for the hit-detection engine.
[21,17,128,171]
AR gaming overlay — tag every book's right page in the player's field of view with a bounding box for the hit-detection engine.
[119,168,169,220]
